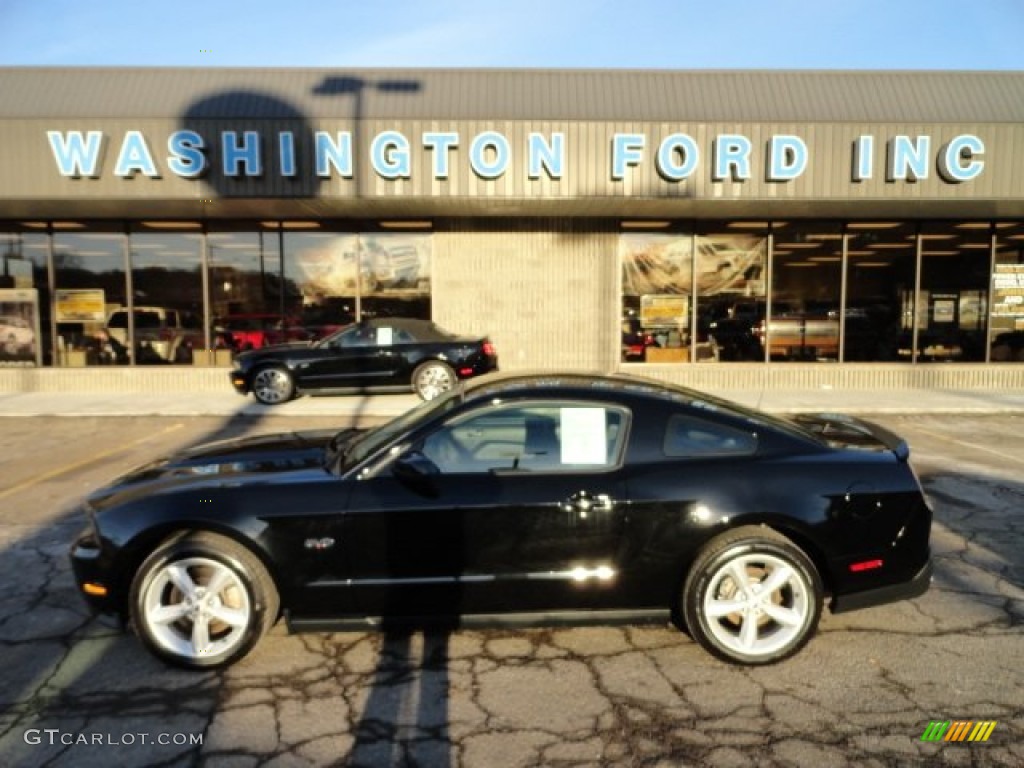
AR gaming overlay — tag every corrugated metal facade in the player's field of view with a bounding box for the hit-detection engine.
[4,68,1024,122]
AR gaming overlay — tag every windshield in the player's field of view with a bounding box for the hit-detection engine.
[336,387,463,471]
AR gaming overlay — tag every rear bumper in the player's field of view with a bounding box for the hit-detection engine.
[830,558,933,613]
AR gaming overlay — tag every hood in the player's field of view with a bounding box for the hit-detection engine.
[87,428,352,506]
[789,413,910,460]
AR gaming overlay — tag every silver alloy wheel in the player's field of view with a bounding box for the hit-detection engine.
[414,362,455,400]
[252,367,293,404]
[701,552,812,658]
[141,556,251,661]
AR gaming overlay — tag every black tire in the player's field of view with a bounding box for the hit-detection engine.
[412,360,456,401]
[251,365,295,405]
[129,531,279,670]
[682,526,822,665]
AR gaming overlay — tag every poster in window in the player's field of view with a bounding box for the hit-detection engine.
[55,288,107,323]
[0,288,42,367]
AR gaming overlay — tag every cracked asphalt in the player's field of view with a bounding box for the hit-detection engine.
[0,412,1020,767]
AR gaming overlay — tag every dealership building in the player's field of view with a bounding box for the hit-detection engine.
[0,67,1022,394]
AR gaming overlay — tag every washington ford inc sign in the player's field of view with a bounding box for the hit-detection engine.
[46,129,986,185]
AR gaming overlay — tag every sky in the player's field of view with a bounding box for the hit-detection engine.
[0,0,1023,70]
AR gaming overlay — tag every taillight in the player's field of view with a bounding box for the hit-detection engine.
[482,341,496,356]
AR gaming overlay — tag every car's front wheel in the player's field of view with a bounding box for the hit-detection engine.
[251,365,295,405]
[682,526,822,665]
[130,531,279,670]
[412,360,455,400]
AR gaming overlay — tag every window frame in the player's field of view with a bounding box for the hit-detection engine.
[416,399,633,476]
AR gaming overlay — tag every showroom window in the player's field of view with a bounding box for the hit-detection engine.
[693,222,768,363]
[844,221,917,362]
[129,226,203,364]
[52,226,127,367]
[620,228,693,363]
[991,223,1024,362]
[207,228,289,351]
[915,222,991,362]
[767,221,842,362]
[0,227,48,366]
[282,227,432,331]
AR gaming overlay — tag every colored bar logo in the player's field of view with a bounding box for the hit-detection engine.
[921,720,997,742]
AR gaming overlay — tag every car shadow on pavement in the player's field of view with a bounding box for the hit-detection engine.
[345,630,452,767]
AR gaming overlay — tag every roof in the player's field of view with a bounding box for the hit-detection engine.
[2,67,1024,122]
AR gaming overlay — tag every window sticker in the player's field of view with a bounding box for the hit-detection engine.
[559,407,607,465]
[377,327,394,346]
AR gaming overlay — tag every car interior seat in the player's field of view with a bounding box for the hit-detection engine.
[522,415,561,469]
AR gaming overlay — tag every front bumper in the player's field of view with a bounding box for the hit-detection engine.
[830,558,933,613]
[229,369,249,394]
[69,530,120,615]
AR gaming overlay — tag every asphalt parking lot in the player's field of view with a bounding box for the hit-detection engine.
[0,410,1021,767]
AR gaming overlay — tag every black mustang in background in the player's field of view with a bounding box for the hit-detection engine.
[70,372,932,670]
[230,317,498,404]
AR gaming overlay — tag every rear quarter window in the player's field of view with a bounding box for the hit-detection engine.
[663,413,758,458]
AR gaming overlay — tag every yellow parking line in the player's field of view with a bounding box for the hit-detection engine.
[912,426,1024,466]
[0,423,185,500]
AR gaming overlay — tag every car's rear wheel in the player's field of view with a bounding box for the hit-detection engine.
[412,360,455,401]
[682,526,822,665]
[251,365,294,405]
[130,531,279,670]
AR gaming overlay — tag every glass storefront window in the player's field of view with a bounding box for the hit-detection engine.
[695,222,768,362]
[359,232,432,321]
[916,222,991,362]
[0,228,49,366]
[991,223,1024,362]
[53,228,127,367]
[768,222,842,362]
[845,222,917,362]
[620,231,693,363]
[207,229,288,351]
[129,230,203,364]
[283,230,432,338]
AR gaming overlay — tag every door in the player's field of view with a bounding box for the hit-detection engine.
[296,324,404,388]
[341,401,632,618]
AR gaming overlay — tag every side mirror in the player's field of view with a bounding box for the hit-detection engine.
[392,451,441,495]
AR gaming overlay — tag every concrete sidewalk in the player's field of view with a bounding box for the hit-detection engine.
[0,386,1022,419]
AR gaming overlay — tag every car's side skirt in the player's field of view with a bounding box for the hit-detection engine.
[285,608,672,633]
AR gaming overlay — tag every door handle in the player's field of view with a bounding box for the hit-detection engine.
[562,491,614,519]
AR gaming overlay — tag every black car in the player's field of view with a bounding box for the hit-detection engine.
[229,317,498,404]
[70,372,932,670]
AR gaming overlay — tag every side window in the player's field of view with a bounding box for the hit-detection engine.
[420,403,628,474]
[338,326,375,348]
[663,413,757,458]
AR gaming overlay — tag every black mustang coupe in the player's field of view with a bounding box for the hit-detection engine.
[229,317,498,404]
[70,373,932,669]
